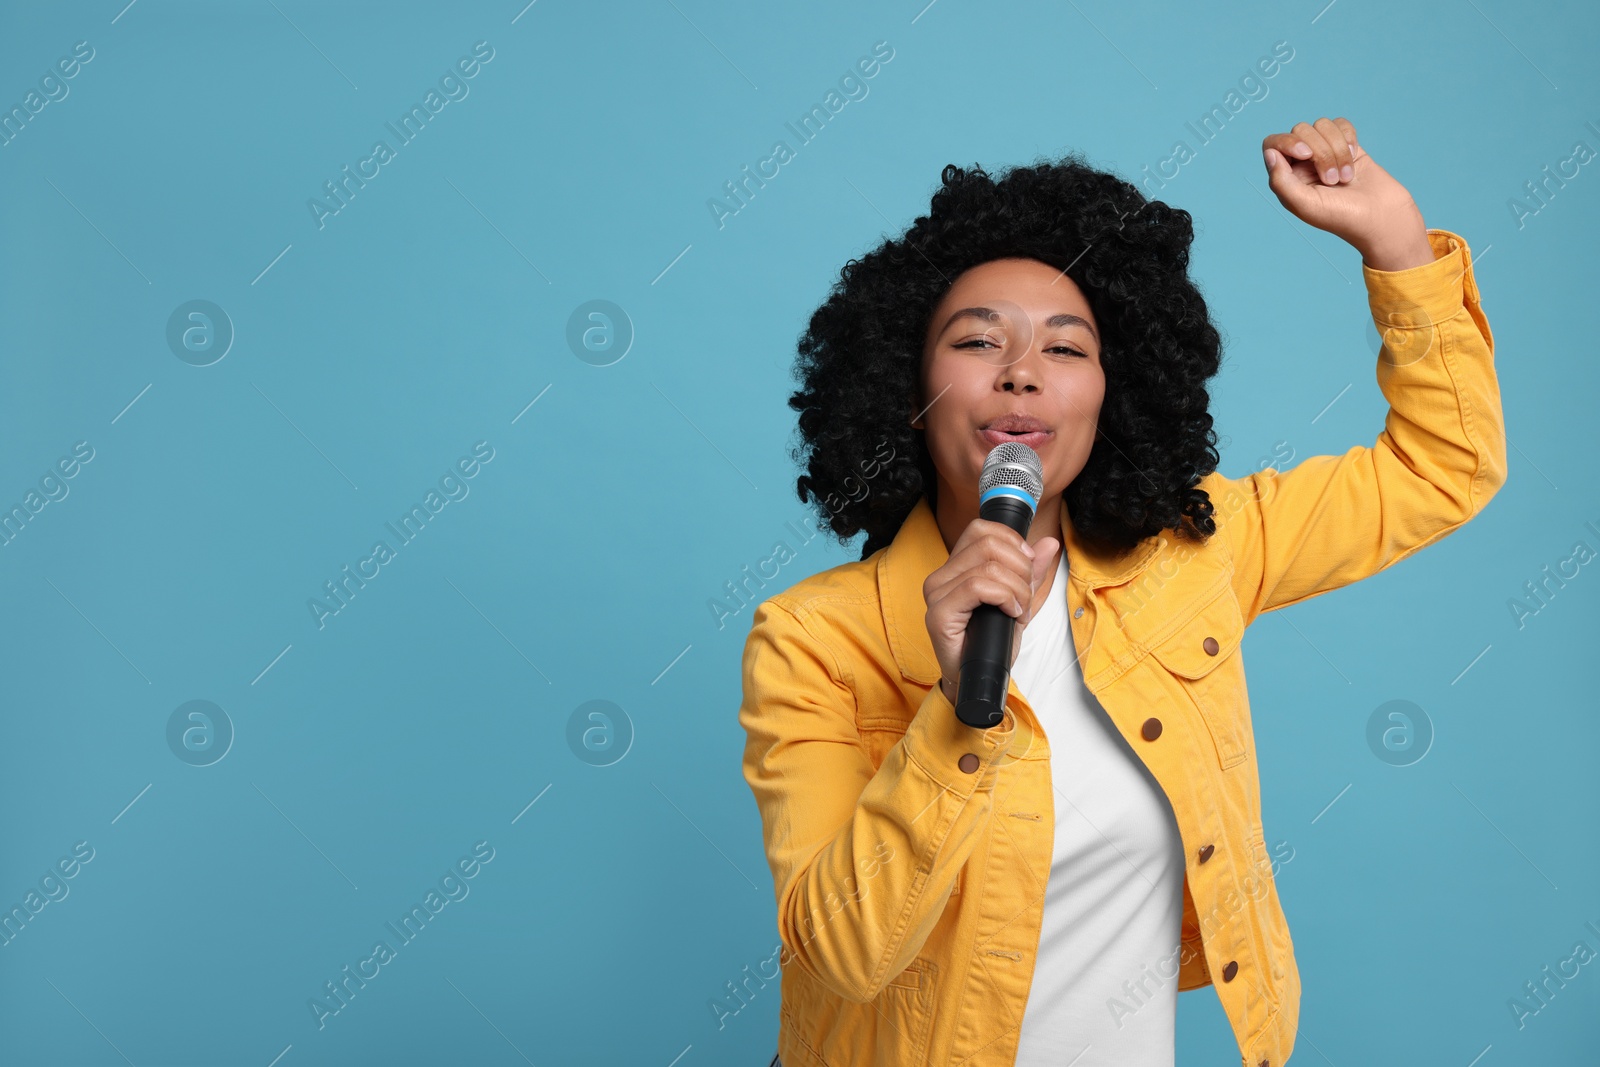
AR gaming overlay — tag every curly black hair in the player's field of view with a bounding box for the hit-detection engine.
[787,150,1223,561]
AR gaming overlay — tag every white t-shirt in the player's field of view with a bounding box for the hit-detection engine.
[1008,551,1187,1067]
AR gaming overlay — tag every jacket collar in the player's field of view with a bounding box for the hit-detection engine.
[876,493,1162,684]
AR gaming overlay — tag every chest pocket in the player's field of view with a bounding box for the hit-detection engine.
[1142,580,1249,770]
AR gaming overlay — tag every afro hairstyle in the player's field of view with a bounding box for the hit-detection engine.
[787,150,1223,560]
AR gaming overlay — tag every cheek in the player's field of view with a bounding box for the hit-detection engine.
[926,416,970,471]
[1085,367,1108,418]
[922,365,980,437]
[922,398,990,484]
[925,357,974,402]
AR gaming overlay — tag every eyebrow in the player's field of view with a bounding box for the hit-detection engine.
[939,306,1099,344]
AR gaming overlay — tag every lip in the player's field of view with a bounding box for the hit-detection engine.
[979,428,1053,449]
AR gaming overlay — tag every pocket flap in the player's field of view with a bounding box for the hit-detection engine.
[1144,582,1243,679]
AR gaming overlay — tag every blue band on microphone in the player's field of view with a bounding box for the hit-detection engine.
[979,484,1039,510]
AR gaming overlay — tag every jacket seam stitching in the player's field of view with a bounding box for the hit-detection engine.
[1217,502,1241,601]
[786,1015,836,1067]
[1436,301,1492,514]
[765,598,880,1005]
[859,787,962,1003]
[782,598,967,1005]
[779,598,861,712]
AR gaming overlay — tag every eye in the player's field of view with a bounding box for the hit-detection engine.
[951,339,1090,358]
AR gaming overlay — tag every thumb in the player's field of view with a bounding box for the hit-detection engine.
[1021,538,1059,624]
[1262,146,1299,196]
[1262,145,1318,216]
[1030,537,1059,590]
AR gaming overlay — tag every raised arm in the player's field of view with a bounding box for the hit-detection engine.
[1218,120,1508,624]
[1218,227,1506,623]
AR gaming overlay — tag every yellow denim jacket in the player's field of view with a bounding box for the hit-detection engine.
[739,229,1505,1067]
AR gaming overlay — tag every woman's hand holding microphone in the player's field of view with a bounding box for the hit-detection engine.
[922,519,1060,709]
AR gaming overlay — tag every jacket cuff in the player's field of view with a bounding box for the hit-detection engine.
[899,681,1017,794]
[1362,228,1480,330]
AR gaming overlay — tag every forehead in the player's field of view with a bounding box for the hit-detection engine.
[936,257,1092,311]
[929,257,1097,336]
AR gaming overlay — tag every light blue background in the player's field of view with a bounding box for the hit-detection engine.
[1,0,1596,1064]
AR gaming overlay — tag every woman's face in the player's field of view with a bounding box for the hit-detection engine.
[914,256,1106,506]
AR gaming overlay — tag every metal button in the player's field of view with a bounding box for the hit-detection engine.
[1140,717,1162,741]
[1198,844,1214,864]
[1073,606,1084,619]
[1203,636,1219,656]
[1222,960,1238,982]
[958,753,979,774]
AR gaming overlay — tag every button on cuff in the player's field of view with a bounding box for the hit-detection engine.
[904,682,1016,788]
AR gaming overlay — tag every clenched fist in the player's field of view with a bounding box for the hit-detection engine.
[1260,115,1432,271]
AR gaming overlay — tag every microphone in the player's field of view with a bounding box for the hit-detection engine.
[954,441,1044,729]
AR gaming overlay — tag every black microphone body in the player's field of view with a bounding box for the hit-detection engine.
[954,444,1044,729]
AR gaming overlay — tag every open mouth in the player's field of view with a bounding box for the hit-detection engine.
[979,428,1052,448]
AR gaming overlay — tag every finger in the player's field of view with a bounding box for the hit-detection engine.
[1262,132,1313,163]
[957,568,1032,619]
[977,518,1035,556]
[927,556,1032,620]
[1331,116,1359,155]
[1263,131,1314,164]
[947,524,1036,581]
[1290,120,1339,186]
[1313,116,1353,182]
[940,542,1035,601]
[948,518,1030,564]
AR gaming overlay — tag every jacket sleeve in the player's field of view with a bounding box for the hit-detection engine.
[738,596,1016,1004]
[1216,228,1508,626]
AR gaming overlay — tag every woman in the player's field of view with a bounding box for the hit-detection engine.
[739,117,1505,1067]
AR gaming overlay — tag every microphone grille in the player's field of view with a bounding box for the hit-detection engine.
[978,442,1044,505]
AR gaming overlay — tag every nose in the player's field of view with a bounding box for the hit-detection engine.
[999,347,1043,392]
